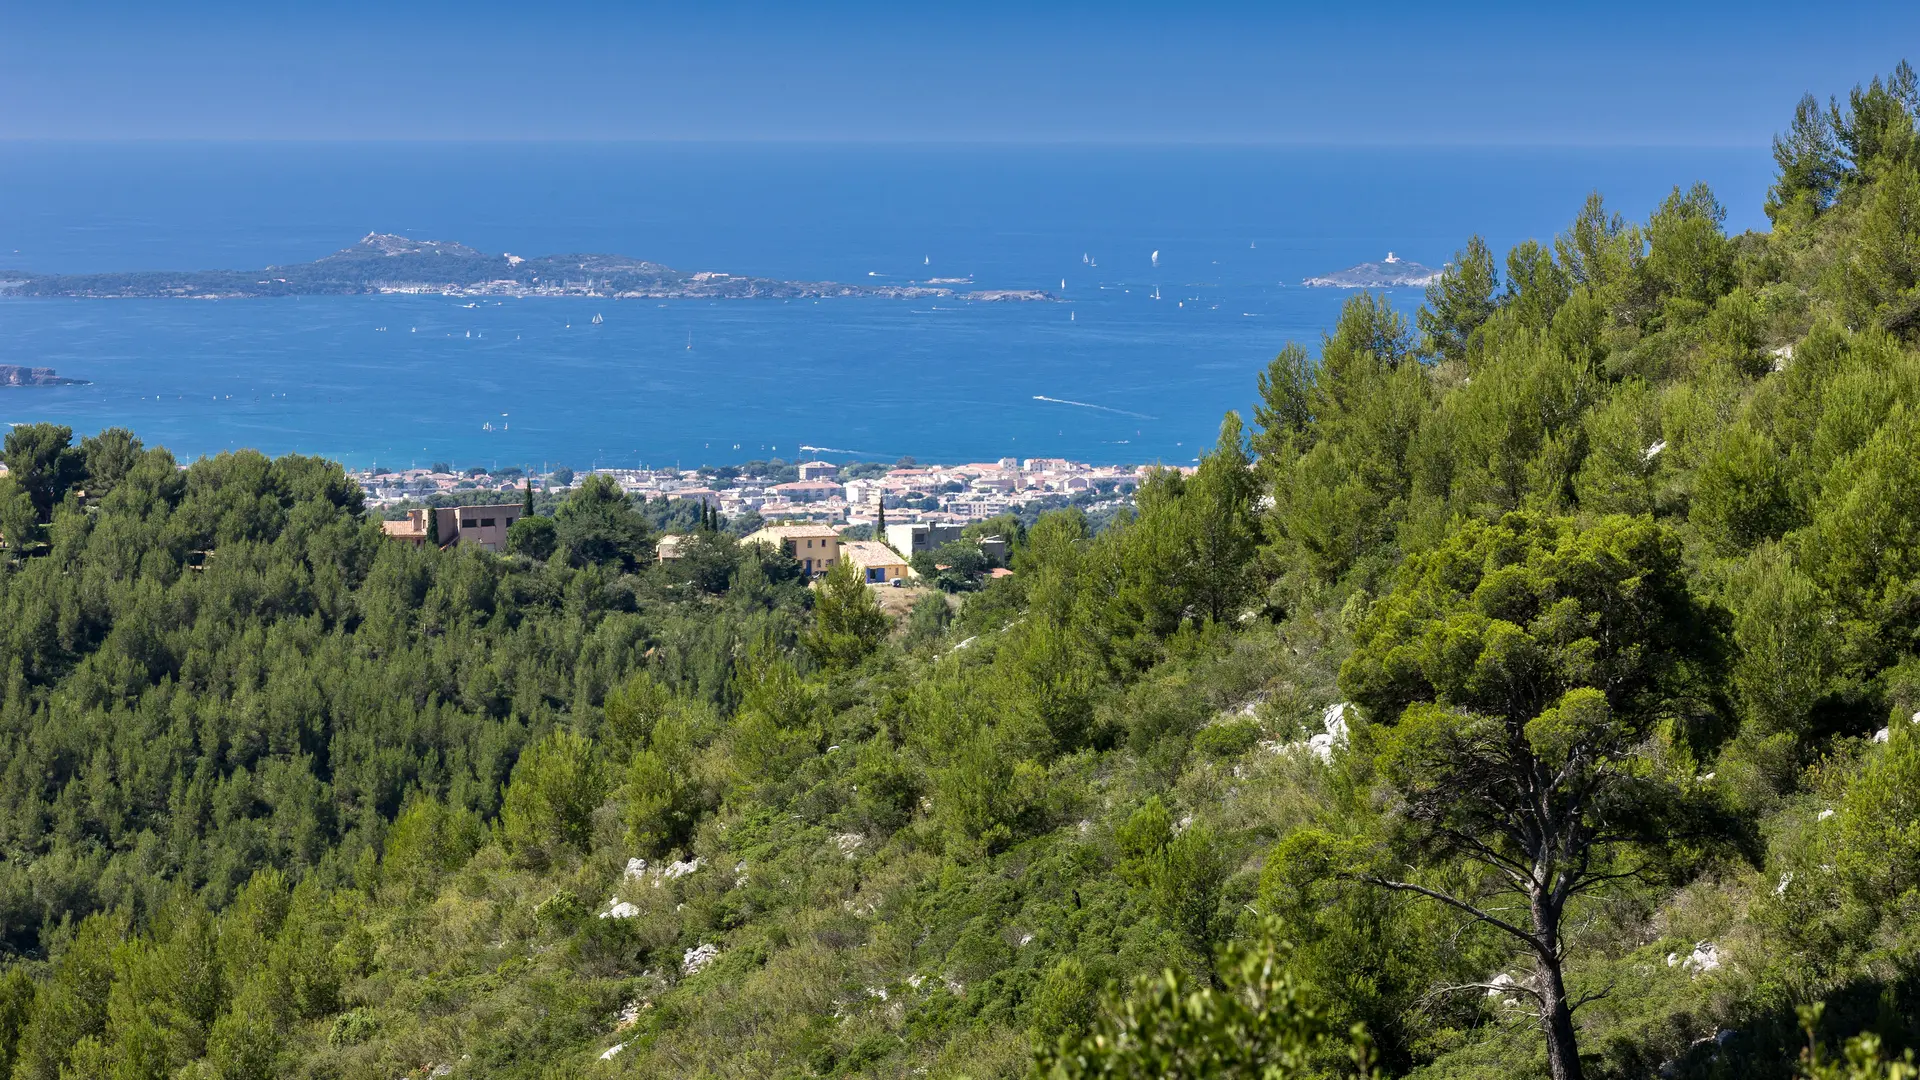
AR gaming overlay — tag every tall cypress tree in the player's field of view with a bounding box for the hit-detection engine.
[427,507,441,547]
[875,499,886,539]
[523,478,535,518]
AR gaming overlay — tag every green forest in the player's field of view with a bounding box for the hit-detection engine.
[4,63,1920,1080]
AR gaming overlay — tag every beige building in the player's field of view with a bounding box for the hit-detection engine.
[656,534,685,561]
[439,505,524,553]
[378,504,525,552]
[770,480,842,503]
[841,539,913,585]
[742,524,842,575]
[441,504,525,552]
[380,508,434,546]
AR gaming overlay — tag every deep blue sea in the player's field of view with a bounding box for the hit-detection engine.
[0,142,1771,470]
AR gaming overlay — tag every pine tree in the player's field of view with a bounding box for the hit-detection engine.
[1252,341,1315,464]
[1341,513,1727,1080]
[1416,235,1499,364]
[1183,412,1260,625]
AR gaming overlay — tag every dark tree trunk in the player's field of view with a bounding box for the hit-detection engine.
[1532,900,1583,1080]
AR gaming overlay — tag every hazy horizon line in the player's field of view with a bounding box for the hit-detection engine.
[0,135,1776,151]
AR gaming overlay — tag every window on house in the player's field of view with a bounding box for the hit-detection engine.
[481,518,496,527]
[461,518,478,528]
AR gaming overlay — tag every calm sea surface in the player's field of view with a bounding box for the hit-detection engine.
[0,142,1771,470]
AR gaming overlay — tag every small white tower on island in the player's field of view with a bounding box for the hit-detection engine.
[1384,251,1400,264]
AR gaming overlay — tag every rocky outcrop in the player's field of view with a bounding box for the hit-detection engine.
[0,365,87,387]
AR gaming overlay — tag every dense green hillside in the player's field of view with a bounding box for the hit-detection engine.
[4,63,1920,1080]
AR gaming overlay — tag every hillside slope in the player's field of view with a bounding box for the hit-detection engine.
[3,61,1920,1080]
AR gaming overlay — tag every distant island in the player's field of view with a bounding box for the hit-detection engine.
[0,364,87,387]
[1302,252,1442,288]
[0,233,1056,302]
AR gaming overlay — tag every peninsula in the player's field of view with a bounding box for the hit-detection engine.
[0,364,87,387]
[1302,251,1442,288]
[0,233,1055,302]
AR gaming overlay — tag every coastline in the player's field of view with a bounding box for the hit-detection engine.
[0,233,1056,303]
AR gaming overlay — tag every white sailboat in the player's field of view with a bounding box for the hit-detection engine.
[1151,250,1160,267]
[686,331,693,351]
[592,312,604,325]
[1152,286,1161,301]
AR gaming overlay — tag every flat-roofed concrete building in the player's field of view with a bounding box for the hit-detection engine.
[884,521,963,557]
[378,504,525,552]
[438,504,524,553]
[976,535,1009,564]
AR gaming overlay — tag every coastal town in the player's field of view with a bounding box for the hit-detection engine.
[352,455,1155,531]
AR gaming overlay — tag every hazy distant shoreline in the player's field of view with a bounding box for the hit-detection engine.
[0,232,1055,303]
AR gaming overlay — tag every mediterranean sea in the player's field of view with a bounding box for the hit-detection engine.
[0,142,1771,470]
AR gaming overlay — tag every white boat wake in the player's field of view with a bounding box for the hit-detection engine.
[1032,395,1155,420]
[798,444,891,456]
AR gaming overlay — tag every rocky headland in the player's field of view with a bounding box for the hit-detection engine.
[0,365,87,387]
[0,234,1056,303]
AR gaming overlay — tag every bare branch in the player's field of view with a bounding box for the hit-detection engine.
[1567,863,1649,894]
[1438,828,1536,887]
[1570,982,1614,1012]
[1431,980,1545,1003]
[1417,980,1544,1023]
[1357,874,1541,949]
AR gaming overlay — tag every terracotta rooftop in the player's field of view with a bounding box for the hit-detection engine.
[841,540,910,569]
[744,524,842,540]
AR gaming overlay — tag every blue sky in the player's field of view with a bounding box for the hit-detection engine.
[3,1,1915,144]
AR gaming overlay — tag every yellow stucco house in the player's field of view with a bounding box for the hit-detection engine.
[741,524,843,575]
